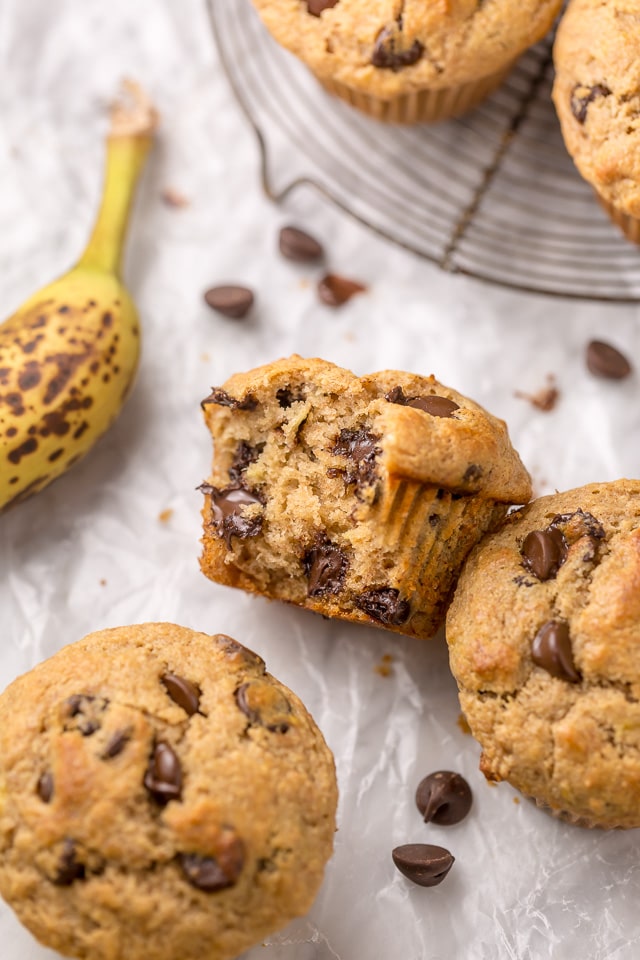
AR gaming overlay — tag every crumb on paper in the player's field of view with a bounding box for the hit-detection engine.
[99,579,107,587]
[374,653,394,677]
[457,712,472,735]
[515,374,559,412]
[513,797,521,804]
[161,187,190,208]
[299,278,310,289]
[158,508,174,524]
[201,352,211,362]
[343,331,356,343]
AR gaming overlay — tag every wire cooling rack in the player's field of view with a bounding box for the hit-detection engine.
[207,0,640,302]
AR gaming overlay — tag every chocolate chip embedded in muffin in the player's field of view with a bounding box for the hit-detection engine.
[199,482,264,547]
[372,22,424,71]
[143,741,183,803]
[201,388,258,411]
[235,680,292,733]
[161,673,201,716]
[386,386,459,418]
[306,0,339,16]
[355,587,410,626]
[531,620,581,683]
[303,537,348,597]
[521,527,567,581]
[63,694,109,736]
[569,82,611,124]
[228,441,264,484]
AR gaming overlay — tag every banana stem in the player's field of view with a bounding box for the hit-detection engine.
[77,80,158,277]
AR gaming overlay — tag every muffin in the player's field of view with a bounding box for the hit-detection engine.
[553,0,640,243]
[0,623,338,960]
[251,0,563,123]
[199,356,531,640]
[447,480,640,828]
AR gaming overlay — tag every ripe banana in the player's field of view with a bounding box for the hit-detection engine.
[0,81,157,513]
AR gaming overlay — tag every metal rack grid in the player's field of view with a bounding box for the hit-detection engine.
[208,0,640,302]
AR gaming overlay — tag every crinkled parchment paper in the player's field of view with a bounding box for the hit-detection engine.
[2,2,640,958]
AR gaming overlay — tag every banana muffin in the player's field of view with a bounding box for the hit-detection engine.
[553,0,640,243]
[251,0,563,122]
[199,355,531,640]
[0,623,338,960]
[447,480,640,828]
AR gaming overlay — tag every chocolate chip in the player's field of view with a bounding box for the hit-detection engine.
[53,839,85,886]
[102,729,131,759]
[228,440,264,483]
[521,528,567,581]
[279,225,324,262]
[385,387,459,418]
[37,772,53,803]
[415,771,473,825]
[355,587,410,626]
[531,620,581,683]
[198,483,264,547]
[204,285,254,319]
[306,0,338,14]
[276,387,304,408]
[200,387,257,411]
[549,509,605,544]
[317,273,366,307]
[372,26,424,71]
[570,83,611,124]
[143,741,182,802]
[214,633,266,669]
[392,844,454,887]
[63,694,108,736]
[303,537,348,597]
[179,838,245,891]
[162,673,201,716]
[235,681,292,733]
[331,428,381,491]
[586,340,632,380]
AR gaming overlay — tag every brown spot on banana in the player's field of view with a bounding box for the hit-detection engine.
[7,437,38,464]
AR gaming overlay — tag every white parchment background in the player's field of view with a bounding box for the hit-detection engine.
[2,2,640,958]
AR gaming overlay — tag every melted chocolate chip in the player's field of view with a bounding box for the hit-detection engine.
[198,482,264,547]
[200,388,257,411]
[392,844,454,887]
[37,772,53,803]
[372,26,424,71]
[204,285,254,319]
[355,587,410,626]
[306,0,339,14]
[531,621,581,683]
[570,83,611,124]
[415,771,473,825]
[53,839,86,886]
[521,528,567,581]
[276,387,304,408]
[63,695,108,736]
[279,225,324,262]
[143,742,182,802]
[331,428,381,491]
[586,340,632,380]
[162,673,201,716]
[303,537,348,597]
[228,441,264,483]
[179,838,245,891]
[214,633,266,669]
[549,509,605,544]
[385,386,459,418]
[102,730,131,759]
[235,682,292,733]
[317,274,366,307]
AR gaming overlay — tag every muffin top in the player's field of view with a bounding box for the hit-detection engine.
[0,623,337,960]
[553,0,640,217]
[203,355,532,503]
[252,0,563,96]
[447,480,640,828]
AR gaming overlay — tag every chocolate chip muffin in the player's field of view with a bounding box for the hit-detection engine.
[199,356,531,641]
[0,623,338,960]
[447,480,640,828]
[251,0,563,122]
[552,0,640,243]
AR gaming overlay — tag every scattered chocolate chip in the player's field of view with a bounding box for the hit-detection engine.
[228,440,264,483]
[331,428,381,491]
[372,25,424,71]
[355,587,410,626]
[37,772,53,803]
[392,844,454,887]
[279,225,324,262]
[63,695,108,736]
[102,729,131,759]
[570,83,611,124]
[53,839,85,886]
[162,673,201,716]
[144,741,182,802]
[385,387,459,418]
[532,620,581,683]
[276,386,304,408]
[235,681,292,733]
[214,633,266,669]
[586,340,632,380]
[198,482,264,547]
[204,285,254,319]
[303,537,348,597]
[317,273,366,307]
[201,387,257,411]
[306,0,339,14]
[415,771,473,825]
[179,837,245,891]
[521,528,567,581]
